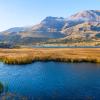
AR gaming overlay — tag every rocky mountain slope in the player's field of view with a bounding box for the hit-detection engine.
[0,10,100,44]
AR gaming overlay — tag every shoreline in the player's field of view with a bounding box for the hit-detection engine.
[0,48,100,65]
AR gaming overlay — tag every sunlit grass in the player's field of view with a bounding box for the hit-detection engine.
[0,48,100,64]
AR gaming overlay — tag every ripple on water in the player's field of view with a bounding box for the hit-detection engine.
[0,62,100,99]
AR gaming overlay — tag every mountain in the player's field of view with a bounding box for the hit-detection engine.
[29,16,66,38]
[2,16,66,36]
[60,10,100,42]
[63,10,100,28]
[3,27,27,33]
[33,16,66,31]
[62,22,100,40]
[0,17,66,44]
[68,10,100,22]
[0,10,100,45]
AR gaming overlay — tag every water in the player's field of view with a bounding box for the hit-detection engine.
[0,62,100,99]
[31,45,100,48]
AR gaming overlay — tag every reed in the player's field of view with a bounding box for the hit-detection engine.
[0,82,3,93]
[0,48,99,64]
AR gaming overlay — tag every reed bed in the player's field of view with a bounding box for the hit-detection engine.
[0,48,100,64]
[0,82,3,93]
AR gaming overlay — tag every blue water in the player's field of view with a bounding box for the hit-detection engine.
[0,62,100,99]
[31,45,100,48]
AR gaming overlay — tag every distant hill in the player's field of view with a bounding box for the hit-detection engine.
[0,10,100,44]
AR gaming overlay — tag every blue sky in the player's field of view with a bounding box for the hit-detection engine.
[0,0,100,31]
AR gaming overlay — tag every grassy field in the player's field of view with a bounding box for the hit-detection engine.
[0,48,100,64]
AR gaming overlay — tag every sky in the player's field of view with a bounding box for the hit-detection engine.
[0,0,100,31]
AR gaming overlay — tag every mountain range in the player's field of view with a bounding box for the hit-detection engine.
[0,10,100,44]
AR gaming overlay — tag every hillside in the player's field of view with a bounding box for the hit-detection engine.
[0,10,100,45]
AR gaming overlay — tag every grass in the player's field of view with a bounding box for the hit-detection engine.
[39,40,100,47]
[0,82,3,93]
[0,93,28,100]
[0,48,100,64]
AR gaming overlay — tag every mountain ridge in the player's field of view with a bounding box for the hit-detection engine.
[0,10,100,44]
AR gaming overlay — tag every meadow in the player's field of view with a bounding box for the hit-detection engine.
[0,48,100,64]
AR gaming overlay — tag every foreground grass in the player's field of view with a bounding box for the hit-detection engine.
[0,93,28,100]
[0,82,3,93]
[0,48,100,64]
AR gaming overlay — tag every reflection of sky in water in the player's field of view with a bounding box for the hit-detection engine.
[0,62,100,99]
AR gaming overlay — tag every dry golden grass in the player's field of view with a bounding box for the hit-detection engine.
[0,48,100,64]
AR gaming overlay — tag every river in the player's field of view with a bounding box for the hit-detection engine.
[0,62,100,99]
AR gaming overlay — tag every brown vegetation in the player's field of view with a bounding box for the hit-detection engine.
[0,48,100,64]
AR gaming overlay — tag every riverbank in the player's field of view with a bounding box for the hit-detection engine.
[0,48,100,64]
